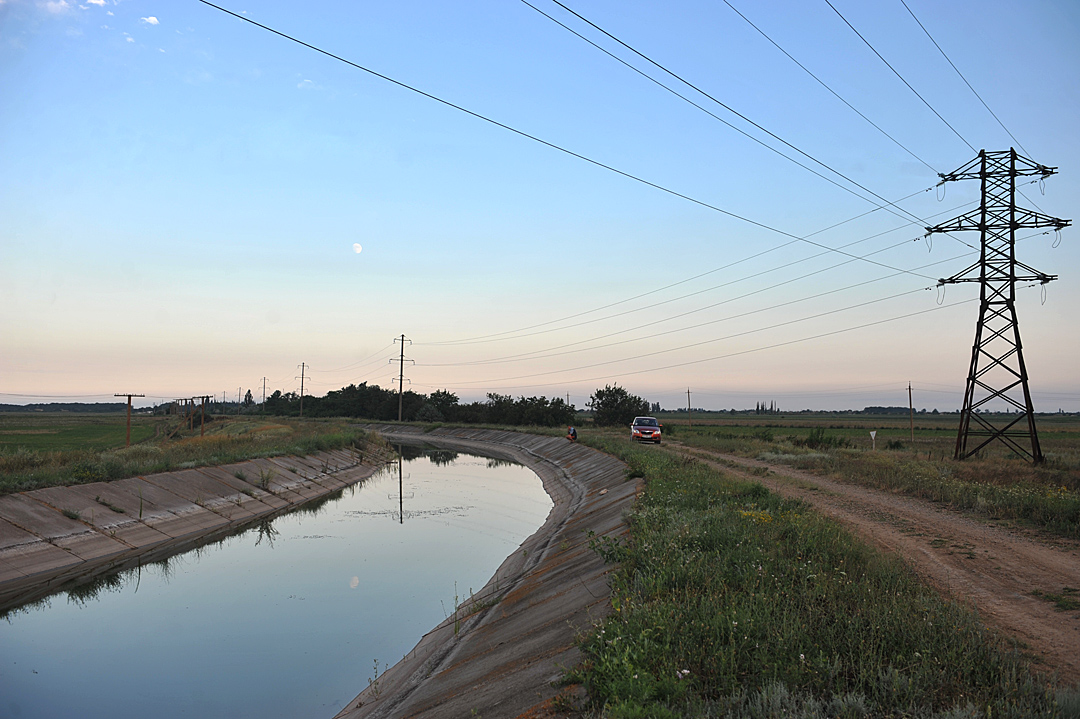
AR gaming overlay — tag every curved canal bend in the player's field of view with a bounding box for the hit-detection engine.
[336,426,635,719]
[1,428,635,718]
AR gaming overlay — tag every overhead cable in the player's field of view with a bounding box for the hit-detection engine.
[433,297,976,392]
[721,0,938,173]
[423,193,980,347]
[537,0,971,243]
[898,0,1028,156]
[443,285,940,385]
[198,1,948,283]
[523,0,925,218]
[421,251,968,368]
[823,0,976,154]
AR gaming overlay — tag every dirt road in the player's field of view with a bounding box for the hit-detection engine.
[671,443,1080,684]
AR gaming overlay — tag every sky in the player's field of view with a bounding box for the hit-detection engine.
[2,0,1078,412]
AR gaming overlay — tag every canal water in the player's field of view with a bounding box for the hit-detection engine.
[0,446,553,719]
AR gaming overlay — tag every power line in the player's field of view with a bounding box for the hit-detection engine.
[420,250,969,369]
[523,0,930,216]
[197,1,950,291]
[721,0,938,174]
[536,0,967,242]
[434,297,978,392]
[444,284,940,385]
[898,0,1028,156]
[823,0,976,154]
[421,184,941,348]
[425,194,977,351]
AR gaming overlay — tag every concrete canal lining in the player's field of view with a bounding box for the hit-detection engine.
[0,443,393,612]
[336,426,637,719]
[0,426,637,717]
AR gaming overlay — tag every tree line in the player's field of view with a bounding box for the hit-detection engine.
[258,382,652,428]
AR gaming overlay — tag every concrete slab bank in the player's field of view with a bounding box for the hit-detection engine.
[336,426,638,719]
[0,444,393,613]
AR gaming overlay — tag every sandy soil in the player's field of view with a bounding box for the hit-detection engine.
[671,443,1080,685]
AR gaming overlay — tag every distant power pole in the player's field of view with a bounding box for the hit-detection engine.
[261,377,268,407]
[237,387,242,416]
[393,335,413,422]
[297,363,306,418]
[114,393,145,446]
[687,388,692,427]
[926,149,1070,462]
[908,382,914,443]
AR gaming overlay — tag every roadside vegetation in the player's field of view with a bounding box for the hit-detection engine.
[0,414,375,495]
[664,416,1080,540]
[571,433,1073,718]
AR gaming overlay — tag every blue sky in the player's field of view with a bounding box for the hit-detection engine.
[2,0,1077,411]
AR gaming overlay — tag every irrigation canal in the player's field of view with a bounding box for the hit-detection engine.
[0,445,552,719]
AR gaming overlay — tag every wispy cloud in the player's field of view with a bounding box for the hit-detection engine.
[140,16,159,25]
[41,0,72,14]
[86,0,106,5]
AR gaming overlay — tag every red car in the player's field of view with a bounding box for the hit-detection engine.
[630,416,662,444]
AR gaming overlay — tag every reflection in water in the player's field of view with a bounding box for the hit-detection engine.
[254,519,280,547]
[427,449,459,466]
[0,448,553,719]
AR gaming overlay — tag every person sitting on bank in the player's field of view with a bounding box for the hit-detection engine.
[567,426,578,442]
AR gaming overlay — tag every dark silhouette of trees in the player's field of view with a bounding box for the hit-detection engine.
[589,384,650,427]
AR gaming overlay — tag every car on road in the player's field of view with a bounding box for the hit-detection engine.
[630,416,662,444]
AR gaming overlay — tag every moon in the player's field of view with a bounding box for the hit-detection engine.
[352,243,363,254]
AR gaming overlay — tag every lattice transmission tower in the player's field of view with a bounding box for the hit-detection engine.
[925,149,1069,463]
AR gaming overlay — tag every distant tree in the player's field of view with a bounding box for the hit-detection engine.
[589,384,650,427]
[243,390,254,408]
[651,401,661,413]
[414,403,444,422]
[429,390,459,419]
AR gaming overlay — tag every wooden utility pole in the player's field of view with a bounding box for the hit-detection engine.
[687,388,692,427]
[114,393,145,446]
[199,395,211,436]
[908,382,915,443]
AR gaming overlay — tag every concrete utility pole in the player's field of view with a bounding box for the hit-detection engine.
[114,393,145,446]
[261,377,268,408]
[297,363,306,418]
[687,388,692,427]
[393,335,413,422]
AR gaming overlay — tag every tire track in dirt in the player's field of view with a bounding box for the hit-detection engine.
[670,443,1080,684]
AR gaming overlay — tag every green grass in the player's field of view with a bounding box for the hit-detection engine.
[571,433,1064,718]
[670,423,1080,540]
[0,416,378,495]
[0,414,159,452]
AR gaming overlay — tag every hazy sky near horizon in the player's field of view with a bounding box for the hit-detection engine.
[2,0,1078,411]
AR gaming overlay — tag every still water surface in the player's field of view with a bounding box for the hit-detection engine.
[0,447,552,719]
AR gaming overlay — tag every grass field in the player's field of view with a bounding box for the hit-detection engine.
[645,413,1080,540]
[0,413,377,495]
[569,432,1077,718]
[0,413,160,452]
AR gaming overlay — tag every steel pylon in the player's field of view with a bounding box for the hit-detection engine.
[925,149,1069,463]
